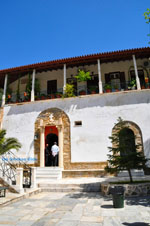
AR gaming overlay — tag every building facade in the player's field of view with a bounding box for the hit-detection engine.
[0,47,150,177]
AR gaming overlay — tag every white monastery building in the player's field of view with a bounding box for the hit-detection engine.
[0,47,150,178]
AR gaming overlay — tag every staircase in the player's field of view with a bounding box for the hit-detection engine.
[36,167,62,183]
[36,167,101,192]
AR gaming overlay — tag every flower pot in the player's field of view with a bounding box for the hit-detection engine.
[106,89,111,93]
[56,94,61,98]
[50,94,55,99]
[91,91,96,94]
[79,91,86,95]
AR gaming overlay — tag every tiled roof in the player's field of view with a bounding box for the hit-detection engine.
[0,47,150,76]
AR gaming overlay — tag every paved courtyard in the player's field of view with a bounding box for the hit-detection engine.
[0,192,150,226]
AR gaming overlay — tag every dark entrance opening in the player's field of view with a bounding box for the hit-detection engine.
[45,132,58,167]
[119,128,136,156]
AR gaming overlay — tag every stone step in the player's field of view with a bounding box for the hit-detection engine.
[36,167,61,171]
[41,187,85,192]
[36,172,61,177]
[36,167,62,181]
[38,182,101,192]
[39,186,100,192]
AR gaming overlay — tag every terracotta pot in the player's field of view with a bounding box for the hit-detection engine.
[50,94,55,99]
[91,91,96,94]
[80,91,86,95]
[106,89,111,93]
[56,94,61,98]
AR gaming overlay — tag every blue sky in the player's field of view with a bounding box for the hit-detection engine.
[0,0,149,69]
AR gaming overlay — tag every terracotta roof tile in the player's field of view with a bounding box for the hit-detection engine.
[0,47,149,76]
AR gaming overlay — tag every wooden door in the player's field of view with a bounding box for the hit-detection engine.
[47,80,57,94]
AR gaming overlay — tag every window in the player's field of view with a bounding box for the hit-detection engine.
[105,72,126,89]
[74,121,82,126]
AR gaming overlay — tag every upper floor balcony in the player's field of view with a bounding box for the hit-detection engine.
[0,47,150,106]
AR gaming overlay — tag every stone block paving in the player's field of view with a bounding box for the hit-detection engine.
[0,192,150,226]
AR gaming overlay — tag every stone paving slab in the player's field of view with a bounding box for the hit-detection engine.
[0,192,150,225]
[0,188,41,207]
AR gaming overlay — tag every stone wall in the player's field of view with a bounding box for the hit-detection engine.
[101,182,150,197]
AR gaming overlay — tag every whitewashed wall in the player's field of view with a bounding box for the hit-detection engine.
[2,90,150,165]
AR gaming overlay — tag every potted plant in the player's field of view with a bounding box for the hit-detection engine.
[145,77,149,83]
[114,84,119,92]
[89,86,97,94]
[79,90,86,95]
[128,79,136,90]
[104,84,112,93]
[75,69,91,82]
[23,92,29,102]
[56,92,62,98]
[75,69,91,95]
[63,83,75,98]
[49,94,55,99]
[40,93,47,100]
[7,94,12,103]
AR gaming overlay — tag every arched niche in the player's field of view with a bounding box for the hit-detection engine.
[112,120,144,154]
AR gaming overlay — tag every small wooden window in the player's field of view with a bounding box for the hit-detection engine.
[74,121,82,126]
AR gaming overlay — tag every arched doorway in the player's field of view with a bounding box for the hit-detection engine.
[34,108,71,168]
[45,126,58,166]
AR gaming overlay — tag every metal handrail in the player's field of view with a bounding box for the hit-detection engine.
[0,151,31,188]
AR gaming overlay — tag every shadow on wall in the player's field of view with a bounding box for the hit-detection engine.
[5,89,150,116]
[144,138,150,168]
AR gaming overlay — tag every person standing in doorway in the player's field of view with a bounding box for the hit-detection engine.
[51,142,59,166]
[45,143,50,166]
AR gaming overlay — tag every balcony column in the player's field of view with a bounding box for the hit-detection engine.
[31,69,36,102]
[97,59,103,94]
[1,74,8,107]
[132,55,141,90]
[40,120,45,167]
[63,64,66,94]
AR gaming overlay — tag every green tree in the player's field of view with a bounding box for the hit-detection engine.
[105,117,148,183]
[0,129,21,155]
[75,69,91,82]
[144,8,150,44]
